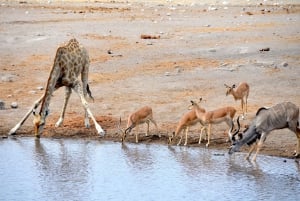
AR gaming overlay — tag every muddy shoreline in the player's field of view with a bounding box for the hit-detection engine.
[0,1,299,159]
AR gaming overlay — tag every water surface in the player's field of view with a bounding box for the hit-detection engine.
[0,138,299,201]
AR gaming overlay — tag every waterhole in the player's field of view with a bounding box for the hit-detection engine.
[0,138,299,201]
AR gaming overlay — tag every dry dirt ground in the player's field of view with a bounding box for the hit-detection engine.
[0,0,299,158]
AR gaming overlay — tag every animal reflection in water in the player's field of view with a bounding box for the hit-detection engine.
[229,102,300,162]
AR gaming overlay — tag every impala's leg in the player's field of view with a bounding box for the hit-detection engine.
[73,82,105,135]
[252,133,267,162]
[8,95,44,135]
[146,120,150,136]
[149,118,160,137]
[245,96,248,114]
[184,126,189,146]
[241,99,245,119]
[55,87,72,127]
[199,126,206,144]
[225,119,231,142]
[177,129,183,146]
[135,125,140,143]
[206,124,212,147]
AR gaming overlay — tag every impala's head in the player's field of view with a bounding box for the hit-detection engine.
[189,98,203,109]
[224,84,236,96]
[32,109,48,138]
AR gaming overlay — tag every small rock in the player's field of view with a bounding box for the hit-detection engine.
[164,72,171,76]
[107,50,113,54]
[281,62,288,67]
[0,100,5,110]
[29,90,37,94]
[37,86,44,90]
[259,47,270,52]
[11,102,18,109]
[208,48,217,52]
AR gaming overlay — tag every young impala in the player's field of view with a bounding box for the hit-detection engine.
[169,101,207,146]
[190,99,236,147]
[119,106,158,143]
[224,82,249,118]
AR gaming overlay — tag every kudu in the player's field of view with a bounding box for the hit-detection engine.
[229,102,300,162]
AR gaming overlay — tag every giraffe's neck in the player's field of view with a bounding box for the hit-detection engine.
[39,65,60,118]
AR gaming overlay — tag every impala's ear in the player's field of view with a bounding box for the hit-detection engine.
[224,84,229,88]
[33,109,37,116]
[190,100,194,104]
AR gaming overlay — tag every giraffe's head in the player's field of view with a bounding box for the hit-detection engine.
[32,109,48,138]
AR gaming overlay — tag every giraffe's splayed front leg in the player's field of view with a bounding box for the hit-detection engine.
[55,117,64,127]
[95,124,105,136]
[8,123,21,135]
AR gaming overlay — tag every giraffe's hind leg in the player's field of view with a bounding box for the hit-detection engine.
[73,81,105,135]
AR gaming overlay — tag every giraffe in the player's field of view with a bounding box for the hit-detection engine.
[8,38,105,137]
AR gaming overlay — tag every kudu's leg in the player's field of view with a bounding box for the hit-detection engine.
[252,133,267,162]
[245,144,256,160]
[8,95,44,135]
[55,87,71,127]
[294,128,300,157]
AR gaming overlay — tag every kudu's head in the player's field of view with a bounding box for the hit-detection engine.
[228,118,258,155]
[32,109,48,138]
[224,84,236,96]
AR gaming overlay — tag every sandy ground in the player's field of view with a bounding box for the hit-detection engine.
[0,0,299,158]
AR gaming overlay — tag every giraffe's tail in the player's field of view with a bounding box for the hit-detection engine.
[86,84,94,102]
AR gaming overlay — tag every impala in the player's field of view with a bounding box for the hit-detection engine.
[119,106,158,143]
[225,82,249,117]
[169,102,207,146]
[190,99,236,147]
